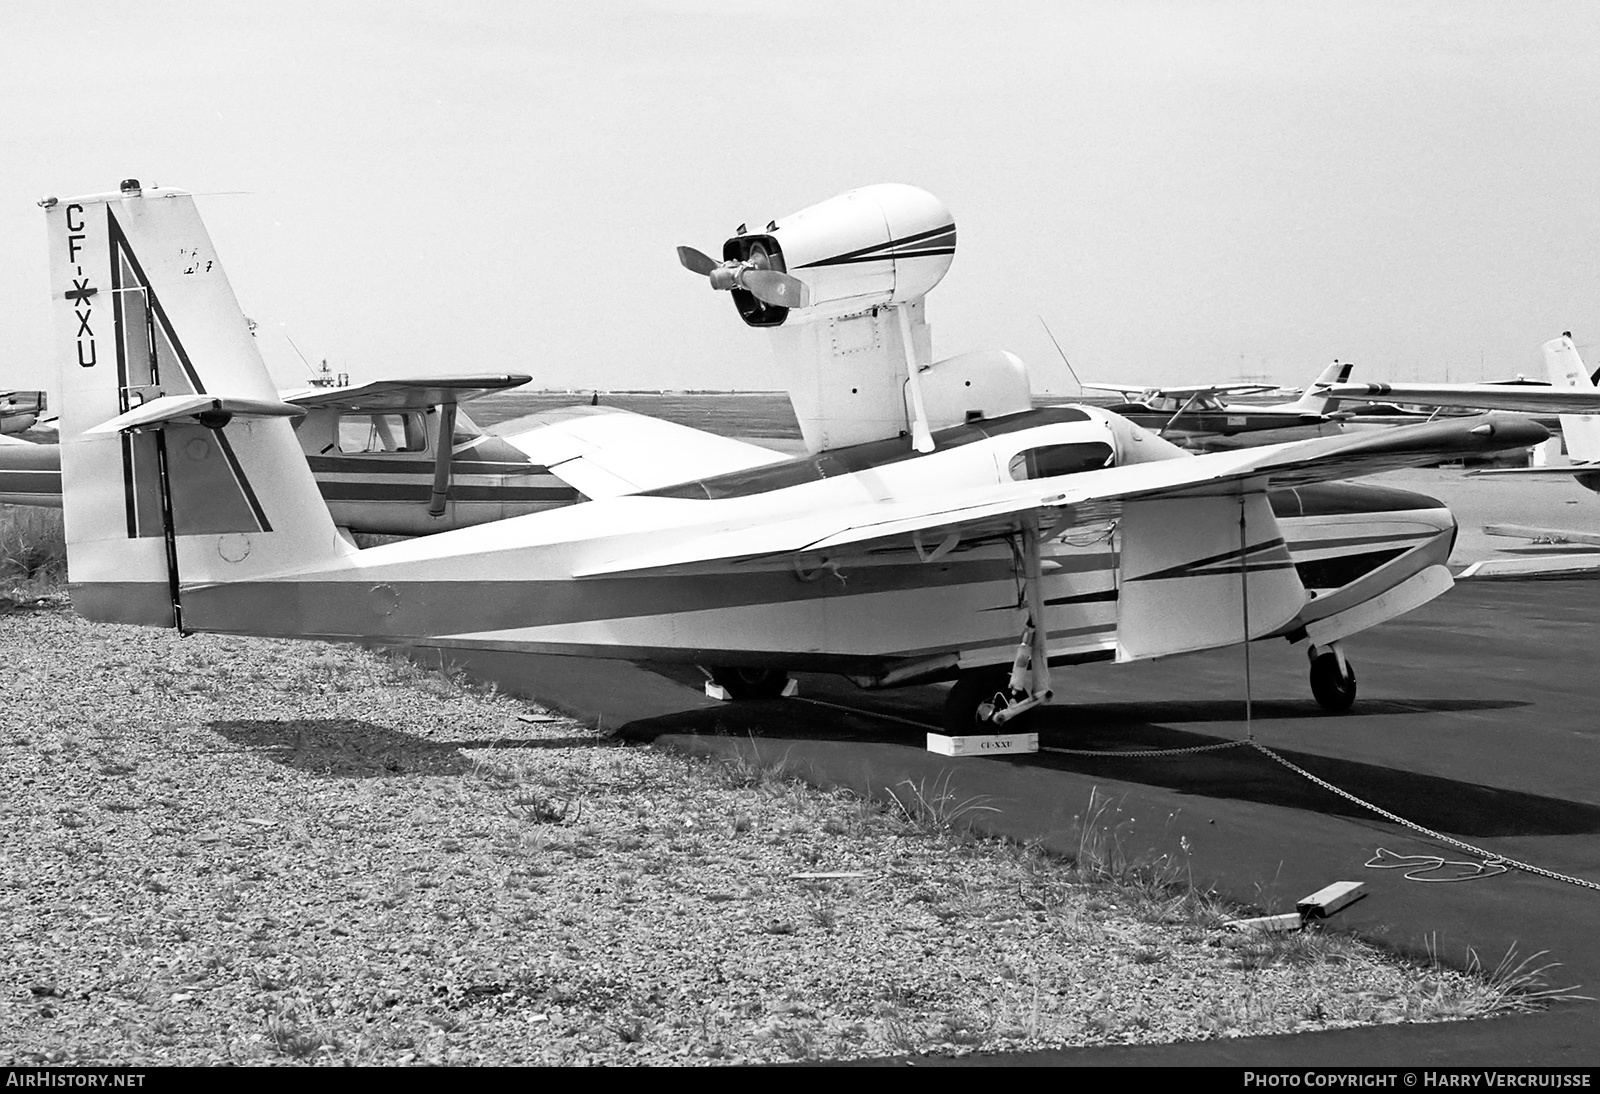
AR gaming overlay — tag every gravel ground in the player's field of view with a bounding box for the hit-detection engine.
[0,604,1527,1066]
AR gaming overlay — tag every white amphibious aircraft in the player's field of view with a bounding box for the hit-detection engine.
[43,181,1544,730]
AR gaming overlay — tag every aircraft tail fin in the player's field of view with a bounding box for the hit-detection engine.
[45,180,351,629]
[1285,360,1353,414]
[1543,334,1600,463]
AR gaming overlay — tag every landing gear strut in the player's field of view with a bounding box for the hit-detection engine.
[943,516,1055,733]
[1307,642,1357,712]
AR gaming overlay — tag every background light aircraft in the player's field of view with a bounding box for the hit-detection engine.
[0,372,593,533]
[1,390,47,434]
[0,376,797,532]
[44,181,1543,731]
[1076,363,1355,451]
[1324,334,1600,494]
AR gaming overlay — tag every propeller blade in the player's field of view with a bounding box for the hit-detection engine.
[676,246,721,277]
[742,270,810,309]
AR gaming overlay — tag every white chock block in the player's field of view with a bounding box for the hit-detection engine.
[1223,912,1304,933]
[1297,881,1366,920]
[925,732,1038,758]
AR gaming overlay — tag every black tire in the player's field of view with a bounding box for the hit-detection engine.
[1309,652,1357,713]
[943,667,1017,734]
[708,666,791,701]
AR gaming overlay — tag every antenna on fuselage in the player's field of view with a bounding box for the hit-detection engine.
[1038,317,1085,395]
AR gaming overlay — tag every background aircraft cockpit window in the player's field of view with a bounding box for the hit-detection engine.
[1007,441,1115,481]
[338,412,426,454]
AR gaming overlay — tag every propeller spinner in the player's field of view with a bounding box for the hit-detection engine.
[676,243,811,309]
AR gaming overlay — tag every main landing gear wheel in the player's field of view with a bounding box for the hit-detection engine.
[707,666,791,701]
[1308,646,1357,713]
[943,667,1023,734]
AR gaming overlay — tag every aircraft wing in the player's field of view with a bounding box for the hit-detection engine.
[498,406,790,499]
[1470,465,1600,479]
[282,373,532,412]
[574,412,1547,576]
[1083,381,1277,400]
[1322,382,1600,415]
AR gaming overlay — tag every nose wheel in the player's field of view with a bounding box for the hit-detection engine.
[1308,643,1357,712]
[943,666,1021,733]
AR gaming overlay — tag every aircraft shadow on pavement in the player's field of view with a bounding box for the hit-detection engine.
[210,719,612,778]
[614,695,1600,840]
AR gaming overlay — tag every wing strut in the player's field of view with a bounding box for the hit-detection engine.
[1158,392,1206,439]
[427,401,458,518]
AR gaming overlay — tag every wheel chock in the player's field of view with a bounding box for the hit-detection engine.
[925,732,1038,758]
[1296,880,1366,920]
[1225,881,1367,933]
[1223,912,1304,933]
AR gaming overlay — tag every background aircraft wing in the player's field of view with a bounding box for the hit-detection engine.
[1322,382,1600,415]
[1082,381,1277,400]
[499,406,790,500]
[282,373,532,411]
[574,412,1546,576]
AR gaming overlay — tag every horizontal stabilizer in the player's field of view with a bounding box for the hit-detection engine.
[87,394,305,434]
[499,406,789,499]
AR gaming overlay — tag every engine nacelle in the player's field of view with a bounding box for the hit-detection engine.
[722,184,955,327]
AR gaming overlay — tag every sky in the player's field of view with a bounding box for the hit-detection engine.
[5,1,1600,403]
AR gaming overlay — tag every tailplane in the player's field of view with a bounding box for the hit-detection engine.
[44,180,351,628]
[1542,334,1600,463]
[1283,360,1353,414]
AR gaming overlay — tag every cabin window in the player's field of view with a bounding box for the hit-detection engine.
[1007,441,1115,481]
[338,413,425,454]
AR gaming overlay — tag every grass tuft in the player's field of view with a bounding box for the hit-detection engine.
[886,772,1000,836]
[1466,944,1591,1015]
[0,506,66,588]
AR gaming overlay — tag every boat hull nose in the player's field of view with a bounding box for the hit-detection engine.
[1271,481,1456,592]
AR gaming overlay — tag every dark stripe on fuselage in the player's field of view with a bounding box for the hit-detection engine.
[0,469,62,496]
[315,482,580,504]
[1108,407,1325,434]
[644,406,1093,500]
[1295,548,1409,590]
[305,456,546,476]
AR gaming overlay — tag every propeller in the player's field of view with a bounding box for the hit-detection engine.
[676,242,811,309]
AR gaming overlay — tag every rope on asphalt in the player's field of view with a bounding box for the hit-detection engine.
[793,695,1600,893]
[1364,847,1509,884]
[1246,740,1600,893]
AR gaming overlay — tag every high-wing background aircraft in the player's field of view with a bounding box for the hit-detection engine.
[43,181,1543,730]
[0,374,596,532]
[1075,363,1355,451]
[0,390,47,434]
[1324,333,1600,493]
[0,378,799,531]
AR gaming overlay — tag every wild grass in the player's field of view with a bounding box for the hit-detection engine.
[0,505,65,589]
[1426,937,1592,1016]
[885,771,1001,837]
